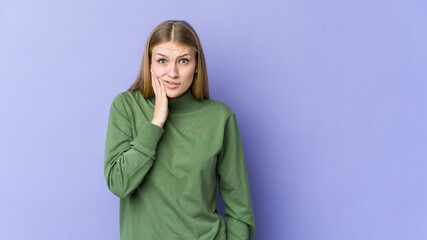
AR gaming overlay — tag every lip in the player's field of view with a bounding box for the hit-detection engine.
[163,80,180,85]
[163,79,180,89]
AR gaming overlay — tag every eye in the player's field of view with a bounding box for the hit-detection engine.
[180,59,189,64]
[158,59,166,64]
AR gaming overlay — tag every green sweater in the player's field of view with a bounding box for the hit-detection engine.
[104,89,255,240]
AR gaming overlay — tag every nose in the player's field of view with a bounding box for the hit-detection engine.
[168,63,179,78]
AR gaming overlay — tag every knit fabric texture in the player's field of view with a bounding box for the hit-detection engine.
[104,89,255,239]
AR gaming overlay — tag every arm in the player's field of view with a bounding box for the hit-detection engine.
[104,94,164,199]
[217,112,256,240]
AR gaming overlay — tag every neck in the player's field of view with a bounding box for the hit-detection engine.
[149,89,200,115]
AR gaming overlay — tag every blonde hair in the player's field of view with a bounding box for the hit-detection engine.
[128,20,210,100]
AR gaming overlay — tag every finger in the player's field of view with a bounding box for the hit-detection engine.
[155,76,163,95]
[160,79,167,98]
[150,69,156,87]
[150,68,156,84]
[151,70,158,94]
[150,68,155,78]
[161,77,166,90]
[152,69,166,96]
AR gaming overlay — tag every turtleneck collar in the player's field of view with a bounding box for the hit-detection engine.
[147,89,200,115]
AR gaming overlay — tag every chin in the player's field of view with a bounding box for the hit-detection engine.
[166,92,179,99]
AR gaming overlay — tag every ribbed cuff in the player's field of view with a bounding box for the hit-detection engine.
[133,122,164,152]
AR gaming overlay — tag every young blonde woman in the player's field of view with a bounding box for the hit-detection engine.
[104,20,255,240]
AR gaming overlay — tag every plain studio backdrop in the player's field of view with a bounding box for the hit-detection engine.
[0,0,426,239]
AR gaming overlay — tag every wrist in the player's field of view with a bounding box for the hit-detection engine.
[150,120,164,128]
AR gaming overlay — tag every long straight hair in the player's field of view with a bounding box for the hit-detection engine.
[128,20,210,100]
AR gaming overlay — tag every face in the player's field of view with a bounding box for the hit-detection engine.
[150,41,197,99]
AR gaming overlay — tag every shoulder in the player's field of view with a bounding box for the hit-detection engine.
[112,90,138,104]
[201,98,235,118]
[111,90,144,108]
[109,91,127,110]
[109,90,138,117]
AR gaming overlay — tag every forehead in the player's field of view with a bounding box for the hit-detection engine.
[152,41,194,55]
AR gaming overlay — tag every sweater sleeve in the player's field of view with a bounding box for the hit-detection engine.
[104,94,164,199]
[217,112,256,240]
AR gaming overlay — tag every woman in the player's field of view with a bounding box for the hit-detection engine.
[104,20,255,240]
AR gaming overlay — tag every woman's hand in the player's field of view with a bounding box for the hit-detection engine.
[150,68,168,128]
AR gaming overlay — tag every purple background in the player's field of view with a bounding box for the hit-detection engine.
[1,0,426,239]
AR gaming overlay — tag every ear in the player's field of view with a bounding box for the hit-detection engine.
[194,67,198,73]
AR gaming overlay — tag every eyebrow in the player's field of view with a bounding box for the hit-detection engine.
[154,53,192,58]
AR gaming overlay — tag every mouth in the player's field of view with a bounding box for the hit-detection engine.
[162,79,181,89]
[164,80,180,85]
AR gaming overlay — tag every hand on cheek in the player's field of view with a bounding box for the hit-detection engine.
[150,68,169,128]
